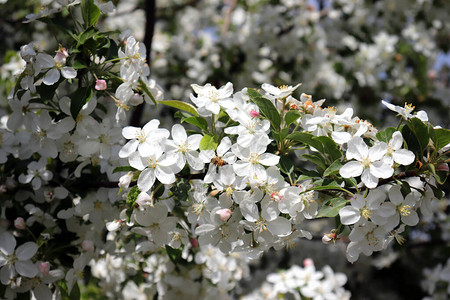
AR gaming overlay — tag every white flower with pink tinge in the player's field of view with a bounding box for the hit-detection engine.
[190,82,233,116]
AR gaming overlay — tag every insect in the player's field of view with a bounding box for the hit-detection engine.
[210,156,227,166]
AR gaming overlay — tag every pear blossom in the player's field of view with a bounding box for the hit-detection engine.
[0,232,39,284]
[190,82,233,116]
[378,185,420,231]
[119,119,170,158]
[262,83,302,99]
[232,143,280,180]
[381,100,428,121]
[165,124,203,171]
[384,131,415,166]
[36,46,77,85]
[128,148,178,193]
[339,189,387,226]
[339,136,393,188]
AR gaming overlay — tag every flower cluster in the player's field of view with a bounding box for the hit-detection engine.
[241,258,351,300]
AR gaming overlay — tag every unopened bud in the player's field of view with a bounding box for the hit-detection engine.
[14,217,26,230]
[38,262,50,276]
[437,163,449,172]
[118,172,133,189]
[322,232,337,244]
[303,258,314,267]
[190,238,199,248]
[95,79,107,91]
[81,240,95,252]
[217,208,232,222]
[250,110,260,118]
[136,192,152,208]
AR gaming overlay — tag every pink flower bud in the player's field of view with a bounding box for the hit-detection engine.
[250,110,260,118]
[437,163,449,172]
[54,46,69,65]
[303,258,314,267]
[95,79,107,91]
[81,240,95,252]
[38,262,50,276]
[190,238,199,248]
[14,217,26,230]
[322,232,336,244]
[217,208,232,222]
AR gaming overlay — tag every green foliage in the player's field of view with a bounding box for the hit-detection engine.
[200,134,218,151]
[157,100,199,117]
[317,198,348,218]
[182,116,209,132]
[81,0,100,28]
[284,110,301,126]
[70,87,92,119]
[247,88,281,129]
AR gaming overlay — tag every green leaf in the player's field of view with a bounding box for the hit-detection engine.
[157,100,199,117]
[427,163,447,185]
[70,87,92,119]
[247,88,281,129]
[199,134,218,151]
[166,245,183,264]
[72,60,88,70]
[313,136,342,160]
[406,117,429,154]
[376,127,397,143]
[302,153,327,171]
[279,155,294,175]
[430,127,450,152]
[112,166,136,174]
[126,186,140,207]
[182,116,208,131]
[272,128,289,143]
[287,132,323,152]
[317,198,347,218]
[81,0,101,28]
[77,27,97,47]
[323,159,342,177]
[170,178,191,203]
[285,110,301,126]
[402,124,421,158]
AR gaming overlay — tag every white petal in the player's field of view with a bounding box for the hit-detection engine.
[370,160,394,179]
[332,131,351,144]
[339,161,363,178]
[171,124,187,144]
[259,153,280,166]
[0,232,16,255]
[36,54,55,69]
[347,136,368,160]
[390,131,404,150]
[33,283,53,300]
[393,149,415,166]
[137,169,156,192]
[155,167,175,184]
[16,242,38,260]
[0,264,15,284]
[119,140,139,158]
[361,169,378,189]
[61,67,77,79]
[122,126,140,139]
[128,152,146,170]
[267,217,291,237]
[402,211,419,226]
[388,185,403,205]
[339,206,361,225]
[15,260,38,278]
[240,200,259,222]
[368,142,388,162]
[43,69,60,85]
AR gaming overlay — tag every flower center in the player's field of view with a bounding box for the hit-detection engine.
[225,186,234,196]
[208,89,220,102]
[249,153,260,164]
[192,203,204,215]
[366,229,380,247]
[399,205,411,217]
[362,156,372,168]
[146,156,158,169]
[135,129,146,143]
[404,102,415,115]
[178,141,189,153]
[361,207,372,219]
[254,218,268,233]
